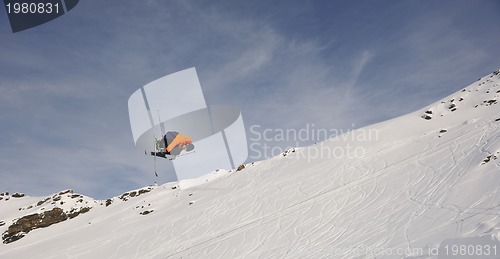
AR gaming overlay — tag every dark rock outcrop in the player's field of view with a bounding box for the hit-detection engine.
[282,148,296,157]
[12,193,24,198]
[119,187,153,201]
[140,210,154,215]
[422,114,432,120]
[2,207,91,244]
[481,154,498,165]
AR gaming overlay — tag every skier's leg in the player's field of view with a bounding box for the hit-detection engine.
[170,146,182,156]
[164,135,171,155]
[186,143,195,151]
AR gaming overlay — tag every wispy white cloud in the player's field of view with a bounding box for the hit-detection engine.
[0,0,499,199]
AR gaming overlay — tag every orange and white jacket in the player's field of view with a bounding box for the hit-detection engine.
[166,133,192,152]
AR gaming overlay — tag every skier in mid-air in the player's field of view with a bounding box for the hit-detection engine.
[150,131,194,160]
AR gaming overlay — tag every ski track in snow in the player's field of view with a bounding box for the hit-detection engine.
[158,125,498,258]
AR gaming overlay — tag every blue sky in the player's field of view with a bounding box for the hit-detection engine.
[0,0,499,199]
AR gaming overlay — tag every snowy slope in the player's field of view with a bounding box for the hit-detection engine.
[1,70,500,259]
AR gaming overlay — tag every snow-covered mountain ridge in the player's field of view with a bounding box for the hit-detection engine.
[1,69,500,258]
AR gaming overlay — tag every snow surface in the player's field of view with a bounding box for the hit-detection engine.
[1,70,500,258]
